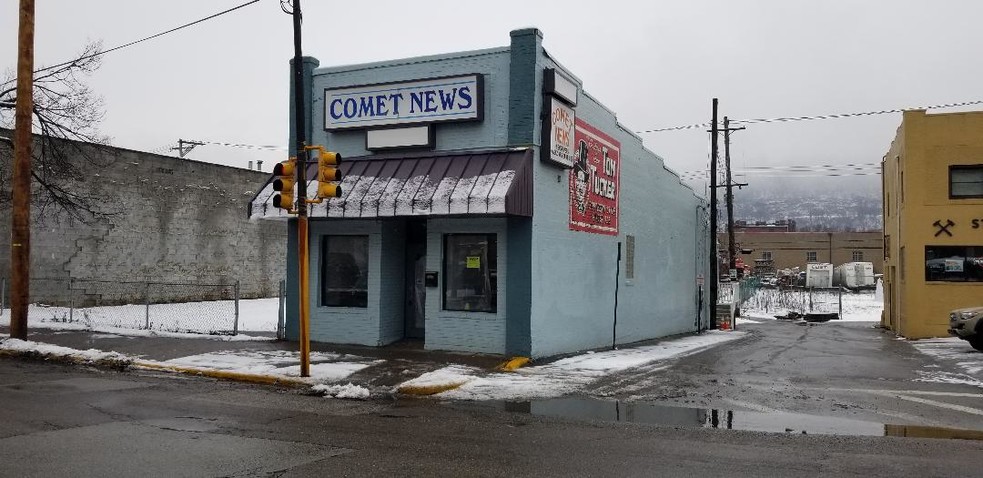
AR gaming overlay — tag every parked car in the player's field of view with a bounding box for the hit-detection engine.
[949,306,983,351]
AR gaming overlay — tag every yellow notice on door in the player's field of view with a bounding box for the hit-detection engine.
[466,256,481,269]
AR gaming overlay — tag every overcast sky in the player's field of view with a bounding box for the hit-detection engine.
[2,0,981,192]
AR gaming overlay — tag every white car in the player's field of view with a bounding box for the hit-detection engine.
[949,306,983,351]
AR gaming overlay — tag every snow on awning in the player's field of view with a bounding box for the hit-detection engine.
[248,148,532,220]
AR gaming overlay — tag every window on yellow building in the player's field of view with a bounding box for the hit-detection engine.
[852,251,864,262]
[806,251,817,262]
[924,245,983,282]
[949,165,983,199]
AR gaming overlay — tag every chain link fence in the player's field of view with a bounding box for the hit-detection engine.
[742,286,843,319]
[1,277,240,335]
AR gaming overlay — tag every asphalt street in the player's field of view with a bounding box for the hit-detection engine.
[582,320,983,431]
[1,349,982,477]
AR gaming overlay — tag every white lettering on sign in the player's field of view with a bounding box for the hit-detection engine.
[324,75,482,130]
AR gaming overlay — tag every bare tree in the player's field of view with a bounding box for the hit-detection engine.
[0,40,115,222]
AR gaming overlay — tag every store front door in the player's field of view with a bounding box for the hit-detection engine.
[404,220,427,339]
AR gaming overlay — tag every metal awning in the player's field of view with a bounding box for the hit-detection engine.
[248,148,532,220]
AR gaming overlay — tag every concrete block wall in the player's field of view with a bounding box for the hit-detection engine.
[425,217,508,354]
[0,135,285,303]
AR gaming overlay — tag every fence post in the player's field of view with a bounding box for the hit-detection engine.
[277,279,285,340]
[144,282,151,330]
[838,287,843,320]
[68,277,74,323]
[808,287,814,312]
[233,280,240,336]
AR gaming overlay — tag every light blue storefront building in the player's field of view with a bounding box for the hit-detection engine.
[250,28,710,358]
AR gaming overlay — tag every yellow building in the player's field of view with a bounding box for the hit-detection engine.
[882,109,983,338]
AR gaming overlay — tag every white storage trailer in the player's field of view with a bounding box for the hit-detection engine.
[805,263,833,288]
[833,262,876,289]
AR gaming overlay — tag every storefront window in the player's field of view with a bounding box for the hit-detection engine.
[443,234,497,312]
[321,235,369,307]
[924,245,983,282]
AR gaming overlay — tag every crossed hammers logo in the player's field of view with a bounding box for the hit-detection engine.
[933,219,955,237]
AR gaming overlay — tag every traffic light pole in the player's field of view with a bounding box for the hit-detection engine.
[290,0,310,377]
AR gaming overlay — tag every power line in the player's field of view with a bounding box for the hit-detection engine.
[185,139,287,151]
[32,0,261,75]
[636,99,983,134]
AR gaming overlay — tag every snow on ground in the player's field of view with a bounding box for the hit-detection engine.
[311,383,371,399]
[1,336,381,386]
[162,349,383,383]
[398,330,746,401]
[0,297,280,338]
[0,338,130,363]
[911,337,983,388]
[741,288,883,322]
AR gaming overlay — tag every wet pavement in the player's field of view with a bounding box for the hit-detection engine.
[576,319,983,432]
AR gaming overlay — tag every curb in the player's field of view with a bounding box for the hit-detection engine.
[397,381,468,396]
[132,361,311,388]
[496,356,531,372]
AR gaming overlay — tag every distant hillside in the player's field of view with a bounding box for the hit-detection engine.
[726,177,882,232]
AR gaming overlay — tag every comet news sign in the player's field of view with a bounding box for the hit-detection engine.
[544,97,576,167]
[323,74,483,130]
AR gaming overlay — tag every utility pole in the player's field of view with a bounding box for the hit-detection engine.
[10,0,35,340]
[170,139,204,158]
[290,0,311,377]
[708,98,718,331]
[723,117,746,278]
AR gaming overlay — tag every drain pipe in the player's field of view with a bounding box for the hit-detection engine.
[613,241,622,350]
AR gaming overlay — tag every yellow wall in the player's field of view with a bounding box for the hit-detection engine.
[719,232,883,274]
[882,109,983,338]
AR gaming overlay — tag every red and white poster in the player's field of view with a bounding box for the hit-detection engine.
[569,119,620,235]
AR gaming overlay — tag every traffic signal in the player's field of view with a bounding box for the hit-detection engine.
[307,145,343,199]
[272,157,297,211]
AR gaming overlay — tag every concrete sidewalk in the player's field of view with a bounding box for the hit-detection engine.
[0,326,505,392]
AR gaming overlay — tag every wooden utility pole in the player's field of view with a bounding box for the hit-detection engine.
[290,0,311,377]
[708,99,718,331]
[10,0,35,340]
[723,117,746,277]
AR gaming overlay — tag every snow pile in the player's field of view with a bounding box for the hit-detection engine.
[397,331,746,401]
[311,383,371,399]
[163,350,382,383]
[0,337,131,364]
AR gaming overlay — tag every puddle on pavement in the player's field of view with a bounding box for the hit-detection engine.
[504,397,983,441]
